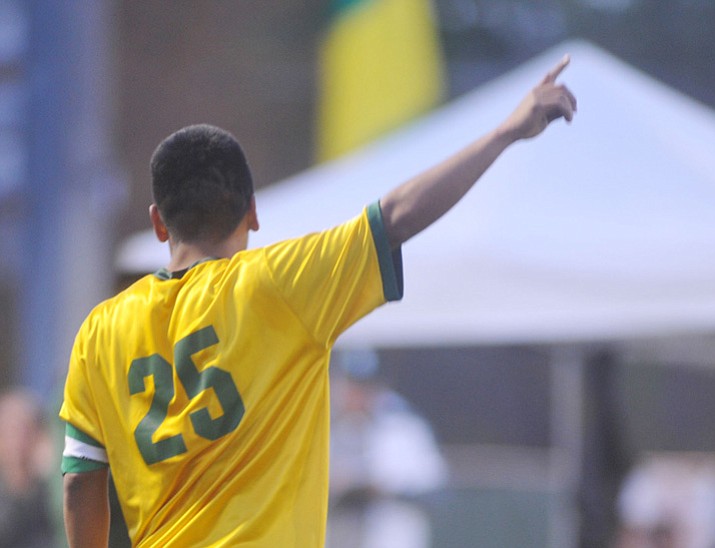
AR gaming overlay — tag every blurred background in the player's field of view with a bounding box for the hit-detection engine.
[1,1,715,546]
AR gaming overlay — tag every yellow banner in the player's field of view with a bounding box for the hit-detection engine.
[317,0,444,161]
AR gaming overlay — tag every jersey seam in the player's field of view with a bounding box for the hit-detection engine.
[260,246,326,349]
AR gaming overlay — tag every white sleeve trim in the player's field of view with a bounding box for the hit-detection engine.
[63,435,109,463]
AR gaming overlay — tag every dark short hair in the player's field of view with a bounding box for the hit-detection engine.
[150,124,254,243]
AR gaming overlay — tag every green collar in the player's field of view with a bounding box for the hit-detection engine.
[153,257,217,280]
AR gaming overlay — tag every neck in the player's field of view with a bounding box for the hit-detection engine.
[157,198,259,273]
[166,228,250,272]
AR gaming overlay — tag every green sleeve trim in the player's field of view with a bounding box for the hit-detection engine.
[62,455,108,474]
[367,202,404,302]
[66,422,104,448]
[62,424,108,474]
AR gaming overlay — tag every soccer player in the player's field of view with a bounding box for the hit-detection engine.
[60,57,576,547]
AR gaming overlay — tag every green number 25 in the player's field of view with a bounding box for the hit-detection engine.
[128,325,244,465]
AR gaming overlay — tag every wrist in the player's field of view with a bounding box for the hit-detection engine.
[493,123,521,147]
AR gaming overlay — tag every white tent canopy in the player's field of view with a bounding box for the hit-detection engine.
[116,40,715,347]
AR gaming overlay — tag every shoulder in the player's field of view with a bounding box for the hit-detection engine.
[75,274,156,341]
[260,207,376,256]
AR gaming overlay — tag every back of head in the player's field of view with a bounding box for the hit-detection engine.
[151,124,254,244]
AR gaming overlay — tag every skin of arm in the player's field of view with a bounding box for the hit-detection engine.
[64,468,110,548]
[380,55,577,249]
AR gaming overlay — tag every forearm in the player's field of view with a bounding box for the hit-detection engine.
[64,469,110,548]
[379,55,575,249]
[380,124,516,248]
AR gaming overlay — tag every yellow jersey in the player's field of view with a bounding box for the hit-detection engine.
[59,203,402,547]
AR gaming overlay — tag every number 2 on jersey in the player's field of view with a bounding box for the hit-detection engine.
[128,325,244,465]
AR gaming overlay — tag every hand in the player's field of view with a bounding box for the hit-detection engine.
[503,55,577,140]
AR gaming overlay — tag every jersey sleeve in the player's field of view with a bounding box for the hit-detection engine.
[262,202,403,346]
[58,318,109,473]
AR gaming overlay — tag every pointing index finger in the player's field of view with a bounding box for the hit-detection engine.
[542,54,570,84]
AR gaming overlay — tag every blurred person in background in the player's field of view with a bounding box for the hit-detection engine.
[614,454,715,548]
[0,389,56,548]
[327,350,447,548]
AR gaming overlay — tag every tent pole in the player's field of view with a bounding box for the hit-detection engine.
[547,345,584,548]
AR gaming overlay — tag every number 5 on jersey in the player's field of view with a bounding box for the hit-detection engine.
[128,325,244,465]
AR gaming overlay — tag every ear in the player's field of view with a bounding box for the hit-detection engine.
[247,195,259,232]
[149,204,170,242]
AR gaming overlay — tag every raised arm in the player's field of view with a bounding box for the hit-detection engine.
[380,55,577,248]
